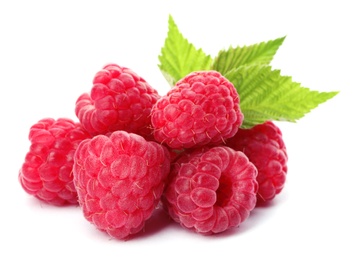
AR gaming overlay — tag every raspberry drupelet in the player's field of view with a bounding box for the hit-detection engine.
[151,70,244,149]
[72,130,171,240]
[75,64,160,139]
[226,121,288,202]
[162,145,258,235]
[19,118,91,205]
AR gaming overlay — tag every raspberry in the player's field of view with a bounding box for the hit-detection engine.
[151,70,244,149]
[226,121,288,202]
[162,146,258,235]
[19,118,91,206]
[73,130,170,239]
[75,64,160,138]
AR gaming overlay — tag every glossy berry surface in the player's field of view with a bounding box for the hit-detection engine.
[226,121,288,202]
[75,64,160,138]
[151,70,244,149]
[73,130,170,239]
[19,118,91,205]
[162,146,258,234]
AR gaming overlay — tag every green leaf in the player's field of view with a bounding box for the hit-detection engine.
[224,65,339,128]
[158,15,213,85]
[213,36,285,75]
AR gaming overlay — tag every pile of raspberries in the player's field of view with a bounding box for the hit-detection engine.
[19,64,288,240]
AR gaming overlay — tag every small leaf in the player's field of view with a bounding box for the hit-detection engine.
[224,65,339,128]
[158,15,213,85]
[213,36,285,75]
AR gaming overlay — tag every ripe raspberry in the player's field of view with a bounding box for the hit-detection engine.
[73,130,170,240]
[151,70,244,149]
[75,64,160,138]
[226,121,288,202]
[19,118,91,205]
[162,146,258,235]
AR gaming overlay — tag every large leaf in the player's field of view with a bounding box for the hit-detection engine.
[213,36,285,75]
[158,15,213,86]
[224,65,339,128]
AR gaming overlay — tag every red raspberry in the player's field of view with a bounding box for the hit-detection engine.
[19,118,91,206]
[151,70,244,149]
[162,146,258,235]
[73,130,170,240]
[226,121,288,203]
[75,64,160,139]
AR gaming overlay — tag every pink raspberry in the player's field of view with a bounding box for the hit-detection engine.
[75,64,160,139]
[151,70,244,149]
[162,146,258,235]
[226,121,288,203]
[73,130,170,240]
[19,118,91,206]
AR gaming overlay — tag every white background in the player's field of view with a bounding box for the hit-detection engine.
[1,0,357,259]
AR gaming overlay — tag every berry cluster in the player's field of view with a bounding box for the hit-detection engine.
[19,64,288,240]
